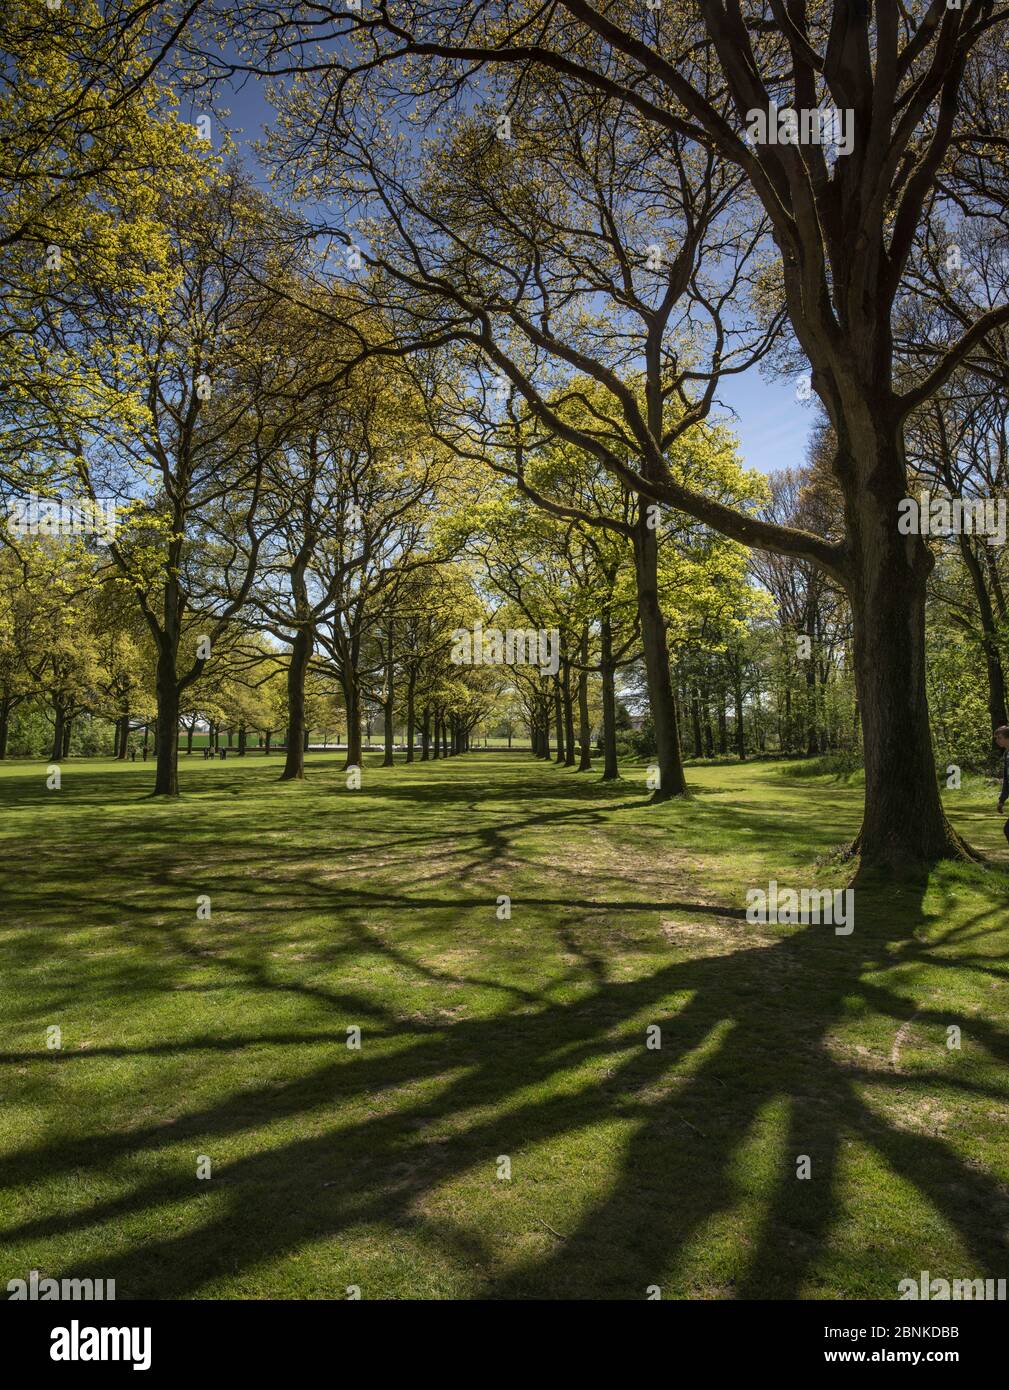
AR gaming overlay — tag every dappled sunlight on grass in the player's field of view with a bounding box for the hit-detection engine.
[0,752,1007,1298]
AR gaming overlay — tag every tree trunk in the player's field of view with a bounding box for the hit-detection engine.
[577,631,592,771]
[632,519,687,798]
[405,670,416,763]
[50,705,64,763]
[985,545,1007,624]
[382,626,394,766]
[0,699,13,759]
[561,653,576,767]
[959,534,1009,734]
[847,445,970,872]
[600,615,619,780]
[281,626,311,780]
[539,697,552,759]
[690,689,703,759]
[783,686,792,753]
[153,645,180,795]
[805,659,819,756]
[535,713,548,758]
[344,675,362,769]
[553,678,566,764]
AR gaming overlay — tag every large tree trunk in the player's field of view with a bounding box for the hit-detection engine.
[600,614,619,780]
[117,713,130,759]
[846,433,970,872]
[50,704,64,763]
[632,520,686,799]
[344,675,362,769]
[535,713,547,758]
[734,673,746,761]
[281,626,312,780]
[421,706,430,761]
[153,645,180,795]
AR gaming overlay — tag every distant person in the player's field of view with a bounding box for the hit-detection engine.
[997,725,1009,845]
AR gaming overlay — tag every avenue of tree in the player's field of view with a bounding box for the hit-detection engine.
[3,2,1009,880]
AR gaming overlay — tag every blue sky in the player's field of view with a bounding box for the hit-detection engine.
[216,82,812,480]
[715,372,815,477]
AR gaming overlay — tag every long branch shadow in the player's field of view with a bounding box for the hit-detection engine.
[3,756,1007,1299]
[2,873,1007,1300]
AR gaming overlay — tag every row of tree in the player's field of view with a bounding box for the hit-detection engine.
[4,2,1009,873]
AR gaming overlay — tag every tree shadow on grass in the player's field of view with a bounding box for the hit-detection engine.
[2,869,1007,1300]
[2,755,1006,1297]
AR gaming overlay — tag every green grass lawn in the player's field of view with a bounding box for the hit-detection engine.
[1,750,1007,1300]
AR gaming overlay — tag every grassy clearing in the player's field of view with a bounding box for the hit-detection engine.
[1,751,1007,1300]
